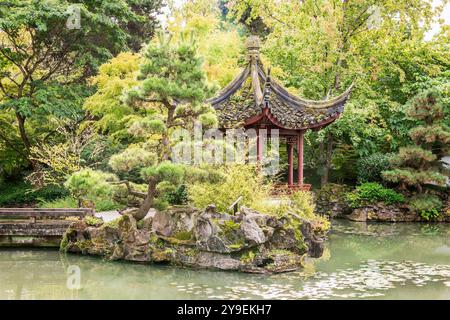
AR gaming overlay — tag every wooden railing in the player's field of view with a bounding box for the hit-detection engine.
[228,196,243,214]
[272,183,311,195]
[0,208,94,246]
[0,208,93,223]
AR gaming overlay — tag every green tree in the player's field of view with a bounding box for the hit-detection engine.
[69,34,218,219]
[84,52,141,137]
[167,0,245,87]
[382,88,450,192]
[0,0,162,176]
[125,32,217,161]
[227,0,449,185]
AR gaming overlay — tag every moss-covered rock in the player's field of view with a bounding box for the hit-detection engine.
[84,216,104,227]
[61,204,326,274]
[347,202,450,222]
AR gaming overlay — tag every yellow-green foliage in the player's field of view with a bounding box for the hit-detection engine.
[174,231,193,241]
[222,219,241,232]
[289,191,330,233]
[166,0,244,87]
[104,216,123,229]
[188,164,329,232]
[240,250,256,264]
[84,52,140,134]
[188,164,272,213]
[109,144,157,172]
[28,141,83,186]
[65,169,118,208]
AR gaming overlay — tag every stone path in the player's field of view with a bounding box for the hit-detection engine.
[94,210,120,222]
[95,209,155,222]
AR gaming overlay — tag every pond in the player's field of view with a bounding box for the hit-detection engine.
[0,220,449,300]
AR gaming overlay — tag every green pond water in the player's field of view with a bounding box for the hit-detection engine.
[0,220,449,300]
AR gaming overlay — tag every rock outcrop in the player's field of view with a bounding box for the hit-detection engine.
[347,203,418,222]
[347,203,450,222]
[61,205,325,274]
[316,183,450,222]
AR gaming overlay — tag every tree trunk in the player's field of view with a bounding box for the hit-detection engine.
[321,133,334,186]
[161,135,170,161]
[16,112,31,150]
[15,112,38,170]
[416,184,423,194]
[136,178,157,220]
[161,103,176,161]
[318,139,324,180]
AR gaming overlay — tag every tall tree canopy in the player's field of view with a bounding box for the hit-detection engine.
[165,0,245,87]
[0,0,162,177]
[227,0,450,185]
[70,34,218,219]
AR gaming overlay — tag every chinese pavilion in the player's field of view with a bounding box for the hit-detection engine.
[207,36,353,190]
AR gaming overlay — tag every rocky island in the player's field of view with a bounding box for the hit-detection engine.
[61,205,325,274]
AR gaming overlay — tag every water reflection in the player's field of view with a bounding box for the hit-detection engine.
[0,220,449,299]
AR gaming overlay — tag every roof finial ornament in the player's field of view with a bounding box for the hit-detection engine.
[264,67,272,104]
[246,35,260,60]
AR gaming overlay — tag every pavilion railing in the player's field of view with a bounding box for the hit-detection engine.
[272,183,311,195]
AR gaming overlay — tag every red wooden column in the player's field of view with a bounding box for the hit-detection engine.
[297,131,304,186]
[257,128,262,163]
[287,139,294,186]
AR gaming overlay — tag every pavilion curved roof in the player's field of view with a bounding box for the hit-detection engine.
[207,36,354,131]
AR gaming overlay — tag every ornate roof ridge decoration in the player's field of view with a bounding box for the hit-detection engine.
[207,35,354,131]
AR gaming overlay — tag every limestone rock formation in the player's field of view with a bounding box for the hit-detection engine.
[61,205,325,274]
[315,184,450,222]
[347,203,450,222]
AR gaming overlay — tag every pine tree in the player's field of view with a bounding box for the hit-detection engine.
[126,32,217,160]
[66,33,218,220]
[382,88,450,193]
[110,32,217,219]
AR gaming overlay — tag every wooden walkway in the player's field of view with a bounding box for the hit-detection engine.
[0,208,93,247]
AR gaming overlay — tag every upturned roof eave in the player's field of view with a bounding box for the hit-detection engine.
[242,106,342,131]
[206,65,250,105]
[206,36,354,130]
[208,58,353,112]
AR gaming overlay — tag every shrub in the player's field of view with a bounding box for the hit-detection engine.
[290,191,330,233]
[381,89,449,192]
[290,191,316,220]
[94,198,124,211]
[188,164,272,213]
[39,197,78,208]
[357,153,393,183]
[188,165,330,233]
[39,196,122,211]
[419,208,441,221]
[346,182,405,208]
[315,183,352,216]
[65,169,118,207]
[166,184,188,205]
[85,216,104,226]
[0,181,69,206]
[409,194,443,221]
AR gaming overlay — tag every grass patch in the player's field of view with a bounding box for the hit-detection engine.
[39,196,78,208]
